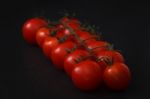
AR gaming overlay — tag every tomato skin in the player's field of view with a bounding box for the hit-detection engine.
[56,28,76,43]
[42,37,59,59]
[51,41,76,69]
[56,28,70,38]
[67,20,80,30]
[36,27,51,47]
[22,18,48,44]
[71,60,102,91]
[86,41,108,54]
[72,30,97,48]
[103,63,131,91]
[60,17,70,23]
[64,49,90,76]
[96,50,124,71]
[78,31,96,43]
[56,24,64,29]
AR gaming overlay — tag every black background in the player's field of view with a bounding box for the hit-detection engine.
[0,0,150,99]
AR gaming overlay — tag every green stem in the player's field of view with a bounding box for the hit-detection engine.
[61,22,90,52]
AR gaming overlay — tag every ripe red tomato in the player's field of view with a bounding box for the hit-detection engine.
[73,30,97,48]
[55,28,76,43]
[22,18,48,44]
[71,60,102,91]
[86,41,109,54]
[64,49,90,76]
[95,50,124,71]
[60,17,80,29]
[51,41,76,69]
[56,28,70,38]
[60,17,70,23]
[77,30,96,43]
[56,24,64,29]
[103,63,131,91]
[36,27,52,47]
[42,37,59,59]
[67,20,80,30]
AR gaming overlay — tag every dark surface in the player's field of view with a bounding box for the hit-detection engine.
[0,0,150,99]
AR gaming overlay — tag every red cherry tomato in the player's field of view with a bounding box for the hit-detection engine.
[51,41,76,69]
[86,41,109,54]
[60,17,70,23]
[64,49,90,76]
[78,30,96,43]
[73,30,97,48]
[56,28,70,38]
[71,60,102,91]
[103,63,131,91]
[22,18,48,44]
[95,50,124,71]
[67,20,80,30]
[60,17,80,30]
[55,28,76,43]
[56,24,64,29]
[36,27,51,47]
[42,37,59,59]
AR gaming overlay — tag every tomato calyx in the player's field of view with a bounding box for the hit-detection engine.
[96,56,113,66]
[73,55,91,64]
[81,23,102,35]
[65,45,77,54]
[107,43,114,50]
[58,35,71,43]
[88,42,114,53]
[81,24,96,34]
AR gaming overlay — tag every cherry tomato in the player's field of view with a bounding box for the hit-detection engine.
[69,18,80,24]
[71,60,102,91]
[42,37,59,59]
[51,41,76,69]
[60,17,70,23]
[56,28,70,38]
[22,18,48,44]
[95,50,124,72]
[60,17,80,29]
[67,19,80,30]
[56,24,64,29]
[73,30,97,48]
[77,30,96,43]
[103,63,131,91]
[55,28,76,43]
[64,49,90,76]
[86,41,109,54]
[36,27,51,47]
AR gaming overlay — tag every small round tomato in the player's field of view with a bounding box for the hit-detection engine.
[60,17,70,23]
[36,27,51,47]
[67,19,80,30]
[56,24,64,29]
[64,49,90,76]
[60,17,80,30]
[103,63,131,91]
[55,28,75,43]
[86,41,109,54]
[73,30,97,48]
[71,60,102,91]
[22,18,48,44]
[78,31,96,44]
[51,41,76,69]
[95,50,124,71]
[56,28,70,38]
[42,37,59,59]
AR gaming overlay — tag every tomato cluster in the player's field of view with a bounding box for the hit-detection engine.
[22,16,131,91]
